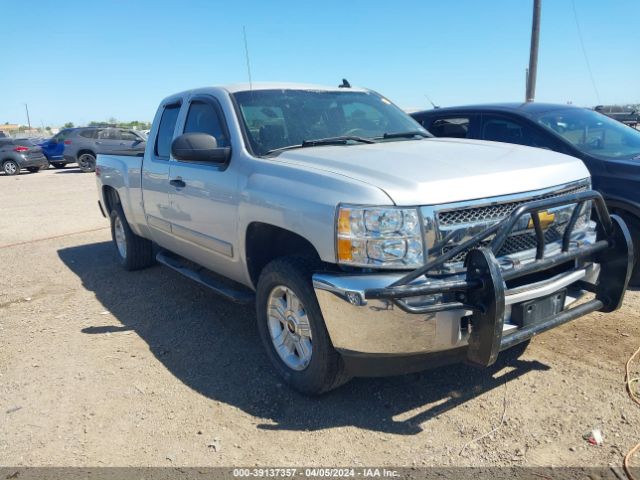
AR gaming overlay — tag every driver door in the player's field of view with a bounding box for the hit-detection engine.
[167,94,240,278]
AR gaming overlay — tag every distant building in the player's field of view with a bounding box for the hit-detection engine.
[0,124,52,138]
[0,124,22,136]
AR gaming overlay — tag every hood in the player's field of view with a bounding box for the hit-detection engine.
[274,138,590,206]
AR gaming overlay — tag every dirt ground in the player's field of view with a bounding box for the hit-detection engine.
[1,166,640,469]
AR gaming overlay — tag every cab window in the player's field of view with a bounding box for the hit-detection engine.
[183,100,229,148]
[155,104,181,159]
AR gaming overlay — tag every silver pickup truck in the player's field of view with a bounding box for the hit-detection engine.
[96,83,633,394]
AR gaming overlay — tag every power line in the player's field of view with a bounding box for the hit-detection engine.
[571,0,601,104]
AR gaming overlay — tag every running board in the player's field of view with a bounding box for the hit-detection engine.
[156,250,255,304]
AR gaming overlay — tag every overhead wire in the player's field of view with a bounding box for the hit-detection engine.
[570,0,601,104]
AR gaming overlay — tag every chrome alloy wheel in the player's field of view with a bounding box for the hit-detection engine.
[113,215,127,259]
[267,286,313,371]
[3,161,17,175]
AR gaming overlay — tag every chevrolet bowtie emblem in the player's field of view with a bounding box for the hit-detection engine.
[528,210,556,230]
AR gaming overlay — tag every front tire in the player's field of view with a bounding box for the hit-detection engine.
[2,160,20,176]
[52,162,66,169]
[620,213,640,287]
[78,153,96,173]
[109,204,154,271]
[256,257,350,395]
[27,167,41,173]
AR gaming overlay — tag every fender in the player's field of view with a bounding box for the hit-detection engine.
[602,194,640,221]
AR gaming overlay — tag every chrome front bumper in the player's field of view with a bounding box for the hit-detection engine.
[313,263,599,356]
[313,190,633,366]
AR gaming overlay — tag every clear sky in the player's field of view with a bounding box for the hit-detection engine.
[1,0,638,127]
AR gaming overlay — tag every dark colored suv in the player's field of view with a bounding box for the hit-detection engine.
[411,102,640,285]
[40,127,146,172]
[0,138,49,176]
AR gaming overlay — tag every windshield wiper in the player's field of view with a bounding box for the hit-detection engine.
[302,136,376,147]
[265,136,375,155]
[379,131,430,139]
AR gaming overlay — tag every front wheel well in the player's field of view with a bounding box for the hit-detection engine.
[245,223,322,288]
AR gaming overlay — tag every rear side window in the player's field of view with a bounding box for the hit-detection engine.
[79,129,97,138]
[429,117,472,138]
[155,104,181,158]
[183,100,229,147]
[117,130,139,141]
[482,115,555,150]
[98,129,119,140]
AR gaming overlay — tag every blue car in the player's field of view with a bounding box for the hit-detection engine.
[38,129,75,168]
[411,103,640,285]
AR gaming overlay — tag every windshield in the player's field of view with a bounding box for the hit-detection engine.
[232,89,427,156]
[535,108,640,160]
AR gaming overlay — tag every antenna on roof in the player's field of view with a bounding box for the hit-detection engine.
[424,93,439,109]
[242,26,253,91]
[339,78,351,88]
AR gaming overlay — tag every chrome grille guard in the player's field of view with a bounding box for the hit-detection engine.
[363,190,634,366]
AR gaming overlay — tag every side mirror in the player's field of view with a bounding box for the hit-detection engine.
[171,133,230,164]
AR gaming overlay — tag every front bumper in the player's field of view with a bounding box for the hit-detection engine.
[313,190,634,368]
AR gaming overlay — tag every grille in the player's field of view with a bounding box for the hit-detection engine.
[442,226,565,264]
[437,185,587,227]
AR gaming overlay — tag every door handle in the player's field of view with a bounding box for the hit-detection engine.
[169,178,186,188]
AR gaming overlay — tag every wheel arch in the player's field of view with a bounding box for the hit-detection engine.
[245,222,323,288]
[605,197,640,225]
[76,148,96,160]
[102,185,121,216]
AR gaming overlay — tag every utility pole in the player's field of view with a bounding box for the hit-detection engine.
[526,0,541,102]
[24,103,32,130]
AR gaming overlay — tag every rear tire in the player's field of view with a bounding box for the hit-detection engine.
[109,204,154,271]
[2,160,20,176]
[52,162,66,169]
[78,153,96,173]
[256,257,350,395]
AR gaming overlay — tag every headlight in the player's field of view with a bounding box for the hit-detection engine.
[336,205,424,268]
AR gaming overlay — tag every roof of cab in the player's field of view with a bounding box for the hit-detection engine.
[164,82,371,101]
[222,82,370,93]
